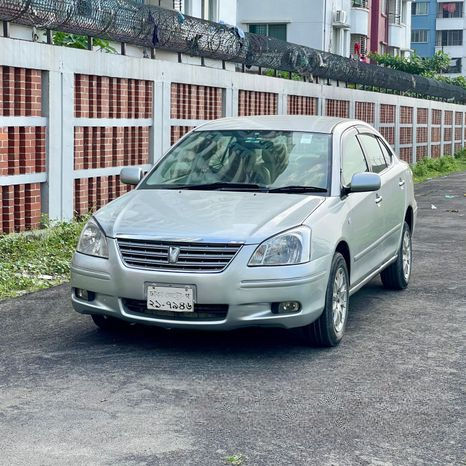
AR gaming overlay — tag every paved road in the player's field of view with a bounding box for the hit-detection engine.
[1,173,465,466]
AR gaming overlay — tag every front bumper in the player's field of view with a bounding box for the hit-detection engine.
[71,239,330,330]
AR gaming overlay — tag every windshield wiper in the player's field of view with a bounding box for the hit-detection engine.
[180,182,267,192]
[268,185,327,194]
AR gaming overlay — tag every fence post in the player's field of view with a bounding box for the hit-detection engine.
[462,111,465,150]
[374,100,381,132]
[440,109,445,157]
[412,106,417,164]
[349,98,355,119]
[154,80,171,159]
[62,72,74,220]
[427,102,432,159]
[394,100,400,158]
[278,93,287,115]
[231,88,239,117]
[224,86,233,117]
[41,70,61,220]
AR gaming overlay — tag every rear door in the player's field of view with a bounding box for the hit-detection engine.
[340,129,386,286]
[357,132,405,262]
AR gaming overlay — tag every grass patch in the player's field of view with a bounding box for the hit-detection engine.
[226,454,246,465]
[411,150,466,183]
[0,217,87,300]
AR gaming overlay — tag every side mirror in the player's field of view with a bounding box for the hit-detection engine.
[349,172,381,193]
[120,167,143,186]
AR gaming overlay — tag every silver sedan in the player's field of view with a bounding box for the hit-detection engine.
[71,116,417,347]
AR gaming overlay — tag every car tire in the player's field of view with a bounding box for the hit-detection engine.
[91,314,129,332]
[300,252,349,347]
[381,221,412,290]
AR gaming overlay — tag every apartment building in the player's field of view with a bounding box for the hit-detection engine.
[436,1,465,75]
[366,0,413,57]
[146,0,237,24]
[237,0,411,58]
[410,0,436,57]
[149,1,412,59]
[237,0,353,57]
[411,1,465,76]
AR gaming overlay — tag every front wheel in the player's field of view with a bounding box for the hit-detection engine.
[381,221,412,290]
[299,252,349,347]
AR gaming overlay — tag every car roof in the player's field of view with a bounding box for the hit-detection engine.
[194,115,362,134]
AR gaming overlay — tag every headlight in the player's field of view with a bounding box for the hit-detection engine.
[248,226,311,266]
[76,218,109,258]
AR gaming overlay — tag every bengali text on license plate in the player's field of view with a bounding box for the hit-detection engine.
[147,285,194,312]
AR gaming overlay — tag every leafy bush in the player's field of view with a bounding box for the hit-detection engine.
[0,218,88,299]
[411,151,466,183]
[52,32,116,53]
[370,51,466,90]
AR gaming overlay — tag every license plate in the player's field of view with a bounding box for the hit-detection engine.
[146,284,195,312]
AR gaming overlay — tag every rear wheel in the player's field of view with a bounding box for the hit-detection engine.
[91,314,129,332]
[381,221,412,290]
[300,252,349,347]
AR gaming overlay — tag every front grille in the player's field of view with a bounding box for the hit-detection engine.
[122,298,228,321]
[117,238,242,272]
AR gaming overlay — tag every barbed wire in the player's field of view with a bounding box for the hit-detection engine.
[0,0,464,103]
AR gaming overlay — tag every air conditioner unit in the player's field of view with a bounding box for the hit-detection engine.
[334,10,347,25]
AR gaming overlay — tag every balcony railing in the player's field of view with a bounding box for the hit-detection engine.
[388,12,401,25]
[352,0,369,8]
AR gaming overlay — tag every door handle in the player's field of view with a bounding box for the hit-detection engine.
[399,179,406,187]
[375,194,383,205]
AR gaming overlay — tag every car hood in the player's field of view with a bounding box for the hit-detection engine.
[95,189,325,244]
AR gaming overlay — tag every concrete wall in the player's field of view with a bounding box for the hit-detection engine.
[0,36,465,233]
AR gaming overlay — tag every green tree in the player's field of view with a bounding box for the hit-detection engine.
[369,51,465,90]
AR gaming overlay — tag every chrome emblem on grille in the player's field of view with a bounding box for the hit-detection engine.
[168,246,181,263]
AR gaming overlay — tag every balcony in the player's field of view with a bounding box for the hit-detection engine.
[389,23,405,48]
[436,17,464,31]
[351,2,370,36]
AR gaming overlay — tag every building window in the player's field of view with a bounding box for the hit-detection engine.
[411,2,429,16]
[381,0,387,15]
[437,2,463,18]
[447,58,462,74]
[172,0,183,11]
[351,34,368,57]
[249,24,287,41]
[352,0,369,8]
[201,0,217,21]
[411,29,428,43]
[436,30,463,46]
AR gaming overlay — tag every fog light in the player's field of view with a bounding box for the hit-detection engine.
[75,288,95,301]
[272,301,301,314]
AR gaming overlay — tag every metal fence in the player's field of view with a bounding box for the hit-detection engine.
[0,0,465,103]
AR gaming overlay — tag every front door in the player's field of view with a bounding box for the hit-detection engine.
[341,129,386,287]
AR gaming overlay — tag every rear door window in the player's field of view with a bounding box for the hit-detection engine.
[358,134,388,174]
[377,138,393,166]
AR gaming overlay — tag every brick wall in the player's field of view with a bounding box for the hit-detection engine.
[355,102,375,124]
[73,74,153,216]
[326,99,350,118]
[1,44,465,234]
[170,83,223,144]
[0,66,44,233]
[74,175,131,216]
[287,95,317,115]
[238,90,278,116]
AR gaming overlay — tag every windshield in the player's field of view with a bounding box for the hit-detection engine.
[141,130,331,192]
